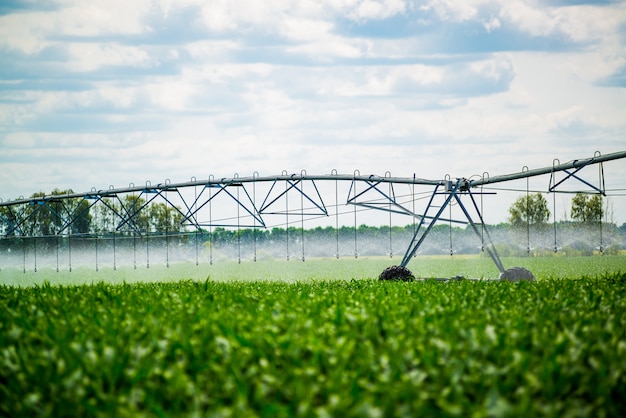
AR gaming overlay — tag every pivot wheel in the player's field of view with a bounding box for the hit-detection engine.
[379,265,415,282]
[498,267,535,282]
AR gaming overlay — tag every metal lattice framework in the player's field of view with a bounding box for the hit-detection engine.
[1,150,625,273]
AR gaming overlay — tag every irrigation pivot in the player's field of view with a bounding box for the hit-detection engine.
[382,150,626,281]
[1,150,625,278]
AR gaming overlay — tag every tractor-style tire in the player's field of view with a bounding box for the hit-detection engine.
[379,265,415,282]
[498,266,535,282]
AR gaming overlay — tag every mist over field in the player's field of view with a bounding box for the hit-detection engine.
[1,223,623,274]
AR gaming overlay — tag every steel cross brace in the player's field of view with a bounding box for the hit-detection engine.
[115,189,162,233]
[548,156,605,195]
[347,176,415,217]
[2,198,67,237]
[86,189,164,235]
[93,194,139,233]
[259,176,328,216]
[181,181,265,229]
[54,197,96,236]
[1,196,91,237]
[399,179,505,273]
[1,203,30,236]
[346,177,469,224]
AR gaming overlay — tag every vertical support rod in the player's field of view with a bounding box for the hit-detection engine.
[388,174,392,258]
[523,166,530,256]
[253,173,258,262]
[56,235,60,272]
[68,232,72,273]
[597,152,605,253]
[353,172,359,259]
[334,171,339,259]
[165,188,170,268]
[194,181,199,266]
[95,234,99,272]
[209,182,213,265]
[449,201,453,256]
[412,175,416,253]
[285,178,289,261]
[237,185,241,264]
[113,231,117,271]
[301,173,305,262]
[551,159,559,253]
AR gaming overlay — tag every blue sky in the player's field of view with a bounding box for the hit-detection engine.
[1,0,625,224]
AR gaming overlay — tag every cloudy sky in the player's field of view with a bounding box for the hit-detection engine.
[1,0,625,224]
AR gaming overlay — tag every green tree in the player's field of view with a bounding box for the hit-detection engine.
[71,199,92,233]
[571,194,603,224]
[149,202,184,233]
[0,207,14,236]
[91,197,117,233]
[508,193,550,229]
[120,195,151,233]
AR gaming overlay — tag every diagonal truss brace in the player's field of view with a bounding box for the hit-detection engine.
[181,181,265,229]
[1,202,37,236]
[347,176,415,217]
[259,176,328,216]
[115,188,162,233]
[347,176,469,225]
[2,197,84,236]
[55,196,99,235]
[399,179,505,273]
[548,154,605,195]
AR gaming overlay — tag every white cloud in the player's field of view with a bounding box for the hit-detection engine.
[0,1,151,54]
[144,79,197,111]
[287,37,368,60]
[1,0,625,224]
[278,17,334,41]
[555,4,624,43]
[198,1,238,32]
[65,43,154,72]
[184,40,241,65]
[342,0,406,21]
[97,85,140,109]
[499,1,561,37]
[483,15,501,32]
[421,0,626,49]
[0,12,53,54]
[469,55,514,83]
[55,0,151,36]
[420,0,479,22]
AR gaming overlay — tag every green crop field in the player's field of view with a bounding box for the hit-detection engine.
[1,256,626,417]
[2,254,626,286]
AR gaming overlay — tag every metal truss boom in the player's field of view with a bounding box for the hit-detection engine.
[1,149,624,274]
[469,150,626,187]
[2,149,623,209]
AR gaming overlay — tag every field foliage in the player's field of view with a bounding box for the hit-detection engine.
[2,264,626,416]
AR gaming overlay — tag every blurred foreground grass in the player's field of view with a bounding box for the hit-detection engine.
[2,277,626,417]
